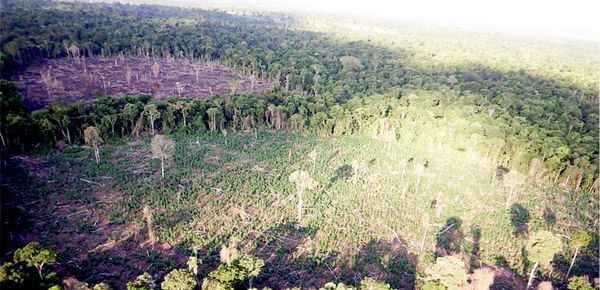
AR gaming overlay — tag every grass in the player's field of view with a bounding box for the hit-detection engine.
[12,129,597,288]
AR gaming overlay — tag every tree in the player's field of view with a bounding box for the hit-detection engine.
[122,103,139,134]
[202,254,264,290]
[143,104,160,134]
[525,231,562,289]
[13,242,56,279]
[174,101,191,128]
[84,126,103,165]
[319,282,354,290]
[565,231,592,280]
[568,276,594,290]
[288,170,317,225]
[127,273,155,290]
[0,261,28,285]
[206,107,220,132]
[93,283,112,290]
[227,80,241,94]
[425,256,468,290]
[151,62,160,79]
[359,277,392,289]
[151,134,174,179]
[161,269,197,290]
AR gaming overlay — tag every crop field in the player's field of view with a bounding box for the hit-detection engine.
[12,57,273,109]
[3,130,595,288]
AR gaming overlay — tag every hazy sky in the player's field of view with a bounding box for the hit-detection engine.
[249,0,599,40]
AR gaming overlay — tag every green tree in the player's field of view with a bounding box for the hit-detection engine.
[143,104,160,134]
[161,269,197,290]
[359,277,392,289]
[93,282,112,290]
[319,282,354,290]
[566,231,592,280]
[206,107,220,132]
[0,261,28,285]
[174,101,192,129]
[201,254,264,290]
[525,231,562,289]
[425,256,468,290]
[568,276,594,290]
[13,242,57,279]
[127,273,155,290]
[122,103,139,134]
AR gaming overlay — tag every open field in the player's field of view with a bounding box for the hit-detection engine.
[12,57,273,109]
[2,131,596,289]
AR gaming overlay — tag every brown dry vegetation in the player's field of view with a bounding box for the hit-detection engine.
[12,57,273,109]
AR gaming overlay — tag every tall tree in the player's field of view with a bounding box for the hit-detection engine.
[84,126,103,165]
[13,242,56,279]
[144,104,160,134]
[288,170,317,226]
[525,231,562,289]
[151,134,174,179]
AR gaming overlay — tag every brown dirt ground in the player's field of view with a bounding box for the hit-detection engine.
[3,154,185,288]
[12,57,273,109]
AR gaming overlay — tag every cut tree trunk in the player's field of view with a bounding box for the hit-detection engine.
[296,189,303,226]
[161,156,165,179]
[565,246,579,281]
[94,145,100,165]
[526,261,539,289]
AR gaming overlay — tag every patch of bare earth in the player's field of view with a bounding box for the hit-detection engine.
[9,155,184,288]
[12,57,273,109]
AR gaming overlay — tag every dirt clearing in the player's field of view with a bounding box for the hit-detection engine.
[12,57,273,109]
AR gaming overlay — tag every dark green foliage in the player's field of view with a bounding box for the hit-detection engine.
[436,217,464,254]
[509,204,530,237]
[201,255,264,290]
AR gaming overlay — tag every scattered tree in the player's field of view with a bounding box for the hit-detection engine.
[150,134,174,179]
[127,273,155,290]
[143,104,160,134]
[161,269,197,290]
[565,231,592,280]
[567,276,594,290]
[525,231,562,289]
[13,242,57,279]
[289,170,318,225]
[84,126,103,165]
[425,256,468,290]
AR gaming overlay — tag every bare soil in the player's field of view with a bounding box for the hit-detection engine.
[1,154,184,288]
[12,57,273,109]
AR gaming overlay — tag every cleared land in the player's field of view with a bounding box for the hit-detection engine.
[3,131,595,289]
[12,57,273,109]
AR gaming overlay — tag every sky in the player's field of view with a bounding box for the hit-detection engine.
[241,0,600,40]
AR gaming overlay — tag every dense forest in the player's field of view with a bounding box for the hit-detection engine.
[0,0,598,289]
